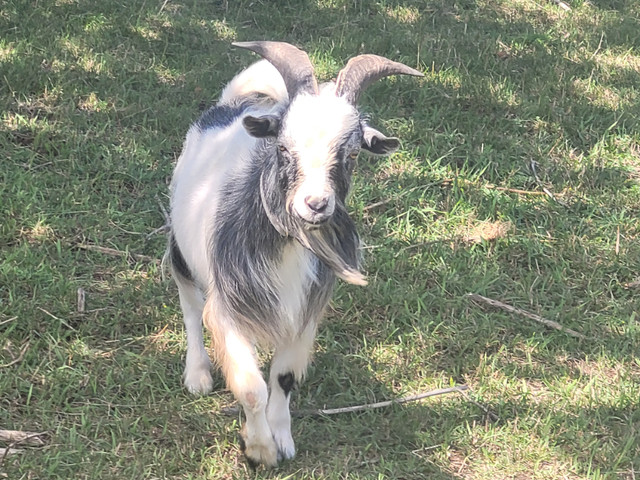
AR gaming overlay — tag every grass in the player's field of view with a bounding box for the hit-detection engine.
[1,0,639,478]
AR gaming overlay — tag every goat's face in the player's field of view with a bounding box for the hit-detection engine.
[244,87,400,226]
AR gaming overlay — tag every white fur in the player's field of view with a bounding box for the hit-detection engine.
[170,58,364,467]
[170,62,289,286]
[274,243,317,336]
[282,91,359,222]
[219,59,288,106]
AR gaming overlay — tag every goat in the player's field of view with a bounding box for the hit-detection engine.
[168,41,422,467]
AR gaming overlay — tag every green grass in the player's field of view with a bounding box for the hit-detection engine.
[1,0,639,478]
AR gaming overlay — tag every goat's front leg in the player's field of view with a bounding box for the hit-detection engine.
[267,322,317,461]
[206,311,277,467]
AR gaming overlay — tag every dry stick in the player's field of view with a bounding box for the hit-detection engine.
[458,389,499,422]
[0,316,18,327]
[0,447,24,458]
[37,307,76,331]
[77,287,86,313]
[487,185,549,196]
[466,293,587,340]
[220,385,468,417]
[624,278,640,289]
[76,243,157,263]
[0,430,47,446]
[300,386,469,416]
[146,195,172,239]
[0,430,47,466]
[0,341,30,368]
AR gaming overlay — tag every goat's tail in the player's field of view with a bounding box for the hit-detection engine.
[218,59,289,106]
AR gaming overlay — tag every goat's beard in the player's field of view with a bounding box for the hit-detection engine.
[260,163,366,286]
[293,205,367,286]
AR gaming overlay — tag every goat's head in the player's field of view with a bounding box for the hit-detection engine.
[234,41,422,284]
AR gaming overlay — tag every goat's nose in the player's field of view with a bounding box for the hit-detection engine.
[304,195,329,214]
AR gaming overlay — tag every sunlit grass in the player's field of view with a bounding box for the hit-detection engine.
[1,0,639,478]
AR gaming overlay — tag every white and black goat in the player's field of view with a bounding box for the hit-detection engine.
[168,41,422,467]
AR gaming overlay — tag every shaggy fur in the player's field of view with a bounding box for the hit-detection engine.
[168,41,421,467]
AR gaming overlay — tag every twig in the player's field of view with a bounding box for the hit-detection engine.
[77,288,86,313]
[466,293,587,340]
[37,307,76,331]
[551,0,571,11]
[0,447,24,458]
[158,0,170,13]
[301,386,469,416]
[0,317,18,327]
[145,224,170,239]
[155,194,170,224]
[0,341,30,368]
[362,198,395,212]
[220,385,468,417]
[458,389,499,422]
[487,185,548,196]
[0,430,47,446]
[0,430,47,467]
[76,243,157,263]
[394,239,450,257]
[589,32,605,61]
[624,278,640,289]
[529,160,558,202]
[145,195,171,239]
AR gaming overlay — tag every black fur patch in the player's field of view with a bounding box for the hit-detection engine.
[195,101,251,132]
[238,435,259,470]
[278,372,295,396]
[169,234,193,282]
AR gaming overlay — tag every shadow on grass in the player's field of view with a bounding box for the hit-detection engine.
[2,0,639,477]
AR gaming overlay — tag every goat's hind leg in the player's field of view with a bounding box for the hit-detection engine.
[173,272,214,395]
[267,322,317,461]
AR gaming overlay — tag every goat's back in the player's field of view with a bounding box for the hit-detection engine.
[170,61,287,286]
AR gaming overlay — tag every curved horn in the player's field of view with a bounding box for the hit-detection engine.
[232,41,318,98]
[335,54,423,105]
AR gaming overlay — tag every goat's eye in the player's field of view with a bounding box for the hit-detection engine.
[349,151,359,160]
[279,145,288,153]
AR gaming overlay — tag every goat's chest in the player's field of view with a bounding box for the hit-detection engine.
[274,243,318,329]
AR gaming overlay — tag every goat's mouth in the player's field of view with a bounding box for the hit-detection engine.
[291,205,333,228]
[302,216,330,229]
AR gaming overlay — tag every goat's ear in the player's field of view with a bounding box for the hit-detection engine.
[361,126,400,155]
[243,115,280,138]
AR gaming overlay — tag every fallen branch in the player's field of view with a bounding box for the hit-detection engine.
[0,430,47,466]
[0,430,47,446]
[466,293,586,340]
[221,385,468,417]
[0,447,24,458]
